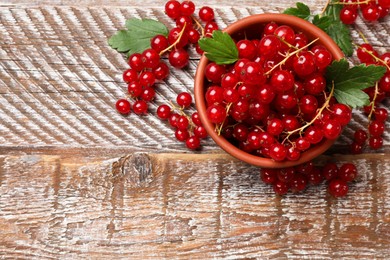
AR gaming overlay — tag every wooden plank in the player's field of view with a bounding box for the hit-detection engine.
[0,5,389,152]
[0,151,389,258]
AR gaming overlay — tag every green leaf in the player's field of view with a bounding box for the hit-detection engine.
[312,15,332,31]
[322,2,353,56]
[326,59,387,108]
[108,18,168,55]
[198,30,239,65]
[283,2,311,20]
[125,18,168,36]
[108,30,133,52]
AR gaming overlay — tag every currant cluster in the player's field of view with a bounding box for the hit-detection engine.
[165,0,218,57]
[261,161,358,197]
[115,1,216,150]
[157,92,208,149]
[204,22,352,162]
[350,43,390,153]
[340,0,389,24]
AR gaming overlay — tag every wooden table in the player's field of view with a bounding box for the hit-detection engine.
[1,0,389,258]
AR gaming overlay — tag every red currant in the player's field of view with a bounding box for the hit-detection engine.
[186,136,201,150]
[169,48,189,69]
[165,0,181,19]
[338,163,358,182]
[328,179,349,197]
[177,92,192,108]
[199,6,215,22]
[157,104,171,120]
[116,99,131,114]
[132,100,148,115]
[123,68,138,83]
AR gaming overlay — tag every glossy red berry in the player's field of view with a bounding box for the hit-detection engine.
[236,39,257,60]
[187,28,201,43]
[205,62,226,83]
[269,143,287,161]
[273,180,289,195]
[175,128,189,141]
[340,6,358,24]
[328,179,349,197]
[191,112,202,126]
[180,1,195,16]
[168,28,189,49]
[141,87,155,101]
[194,126,208,139]
[338,163,358,182]
[362,3,380,21]
[132,100,148,115]
[379,0,390,8]
[186,136,201,150]
[314,49,333,70]
[330,103,352,126]
[290,174,308,193]
[258,35,281,58]
[357,44,376,63]
[293,51,316,77]
[128,81,143,97]
[123,68,138,83]
[207,104,227,124]
[142,48,160,69]
[304,73,326,95]
[263,22,278,35]
[354,129,368,145]
[157,104,171,120]
[199,6,215,22]
[368,120,385,137]
[176,115,189,130]
[322,162,339,181]
[177,92,192,108]
[151,35,169,53]
[128,53,144,71]
[165,0,181,19]
[153,62,170,80]
[116,99,131,114]
[323,119,342,140]
[169,49,189,69]
[261,168,278,185]
[270,70,295,92]
[369,136,383,149]
[139,71,155,87]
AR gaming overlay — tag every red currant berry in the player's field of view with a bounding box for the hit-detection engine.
[362,3,380,21]
[194,125,208,139]
[322,162,339,181]
[151,35,169,53]
[374,107,388,121]
[314,49,333,70]
[205,62,226,83]
[169,113,180,128]
[274,25,295,45]
[187,28,201,43]
[207,104,227,124]
[191,112,202,126]
[369,120,385,137]
[176,115,189,130]
[379,0,390,8]
[299,95,318,115]
[128,53,144,71]
[157,104,171,120]
[176,16,193,30]
[236,39,257,60]
[277,167,295,183]
[369,136,383,149]
[282,115,300,131]
[175,128,189,141]
[307,167,323,185]
[139,71,155,87]
[330,103,352,126]
[293,51,316,77]
[340,6,358,24]
[142,48,160,69]
[338,163,358,182]
[304,73,326,95]
[168,28,189,49]
[128,81,143,97]
[199,6,215,22]
[186,136,201,150]
[141,86,155,102]
[270,70,295,92]
[295,137,311,151]
[123,68,138,83]
[378,4,390,18]
[286,146,301,161]
[177,92,192,108]
[261,168,278,185]
[290,174,308,192]
[153,61,170,80]
[169,48,189,69]
[258,35,281,58]
[240,62,266,85]
[305,126,324,144]
[116,99,131,114]
[354,129,368,145]
[379,72,390,92]
[323,119,342,140]
[165,0,181,19]
[257,84,276,104]
[221,72,239,89]
[267,118,284,136]
[263,22,278,36]
[132,100,148,115]
[180,1,195,16]
[269,143,287,161]
[273,180,289,195]
[357,44,376,63]
[328,179,349,197]
[295,161,314,175]
[350,142,363,154]
[204,21,219,36]
[206,86,224,105]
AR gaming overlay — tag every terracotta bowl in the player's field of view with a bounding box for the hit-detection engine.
[194,13,344,168]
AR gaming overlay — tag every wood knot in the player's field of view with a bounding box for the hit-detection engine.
[110,152,153,188]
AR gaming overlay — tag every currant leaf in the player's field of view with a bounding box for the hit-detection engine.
[108,18,168,55]
[323,2,353,56]
[326,59,387,108]
[283,2,311,20]
[198,30,239,65]
[312,15,332,31]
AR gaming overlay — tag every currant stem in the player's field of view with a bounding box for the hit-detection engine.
[355,44,390,71]
[358,31,369,44]
[282,81,335,143]
[367,81,379,122]
[159,23,187,56]
[265,38,319,75]
[331,0,371,5]
[192,16,205,37]
[216,102,233,135]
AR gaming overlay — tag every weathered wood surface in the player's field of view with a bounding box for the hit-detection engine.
[1,0,390,258]
[1,150,390,259]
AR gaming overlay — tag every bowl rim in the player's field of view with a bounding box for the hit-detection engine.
[194,13,344,168]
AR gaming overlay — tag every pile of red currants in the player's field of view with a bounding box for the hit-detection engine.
[350,43,390,153]
[203,23,352,163]
[340,0,389,24]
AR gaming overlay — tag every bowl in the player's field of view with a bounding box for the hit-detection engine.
[194,13,344,168]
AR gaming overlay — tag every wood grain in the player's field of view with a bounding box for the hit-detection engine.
[0,150,389,259]
[0,5,389,151]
